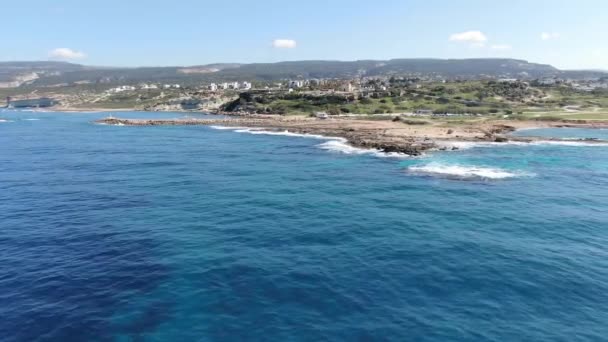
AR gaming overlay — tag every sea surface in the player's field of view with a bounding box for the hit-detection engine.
[1,111,608,341]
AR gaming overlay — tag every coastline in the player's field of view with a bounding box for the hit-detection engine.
[95,116,608,156]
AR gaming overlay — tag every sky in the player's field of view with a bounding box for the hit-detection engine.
[2,0,607,70]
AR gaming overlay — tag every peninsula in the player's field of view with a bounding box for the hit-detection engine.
[96,115,608,155]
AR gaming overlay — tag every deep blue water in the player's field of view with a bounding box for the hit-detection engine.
[1,111,608,341]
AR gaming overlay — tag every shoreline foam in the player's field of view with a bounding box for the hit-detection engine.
[210,125,413,158]
[407,163,533,180]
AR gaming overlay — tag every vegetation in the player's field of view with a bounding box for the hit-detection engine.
[221,80,608,117]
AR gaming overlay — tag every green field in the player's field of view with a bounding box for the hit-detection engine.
[223,81,608,117]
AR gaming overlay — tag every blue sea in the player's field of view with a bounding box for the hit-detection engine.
[1,111,608,341]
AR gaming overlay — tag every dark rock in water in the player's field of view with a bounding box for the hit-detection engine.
[490,124,517,134]
[375,141,435,156]
[494,136,509,142]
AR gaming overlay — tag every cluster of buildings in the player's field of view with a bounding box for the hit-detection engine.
[534,78,608,92]
[571,81,608,92]
[207,81,251,91]
[107,83,183,93]
[285,79,356,92]
[102,75,608,97]
[287,79,326,88]
[105,81,254,94]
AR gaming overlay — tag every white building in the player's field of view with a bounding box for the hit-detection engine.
[219,83,229,90]
[108,85,136,93]
[228,82,240,89]
[140,83,158,90]
[241,82,252,90]
[340,82,354,92]
[288,80,304,88]
[208,83,218,91]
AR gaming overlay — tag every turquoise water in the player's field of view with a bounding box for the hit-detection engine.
[512,127,608,140]
[1,111,608,341]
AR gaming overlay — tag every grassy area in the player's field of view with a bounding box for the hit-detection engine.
[223,81,594,116]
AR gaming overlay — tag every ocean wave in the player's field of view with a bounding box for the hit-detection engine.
[235,128,344,141]
[97,122,125,126]
[210,125,413,158]
[407,163,532,180]
[23,118,41,121]
[440,141,526,150]
[317,140,412,159]
[0,119,13,123]
[211,125,344,140]
[209,125,244,130]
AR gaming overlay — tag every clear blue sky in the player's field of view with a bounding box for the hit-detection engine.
[3,0,607,69]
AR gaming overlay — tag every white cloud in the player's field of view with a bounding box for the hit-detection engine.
[48,48,86,60]
[541,32,560,41]
[272,39,297,49]
[449,31,488,45]
[491,44,512,50]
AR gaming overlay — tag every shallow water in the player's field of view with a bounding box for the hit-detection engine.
[1,112,608,341]
[512,127,608,140]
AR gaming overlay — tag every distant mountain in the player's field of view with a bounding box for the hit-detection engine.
[0,61,87,87]
[1,59,605,88]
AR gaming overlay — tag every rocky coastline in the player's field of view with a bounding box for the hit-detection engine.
[95,116,608,156]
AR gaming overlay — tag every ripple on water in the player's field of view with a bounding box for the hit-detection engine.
[1,113,608,341]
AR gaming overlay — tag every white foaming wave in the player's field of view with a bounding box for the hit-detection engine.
[210,125,413,158]
[439,141,527,150]
[317,140,412,159]
[234,128,344,141]
[23,118,41,121]
[408,163,532,180]
[209,125,245,130]
[0,119,13,123]
[212,125,348,141]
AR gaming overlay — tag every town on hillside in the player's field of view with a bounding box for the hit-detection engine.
[3,75,608,119]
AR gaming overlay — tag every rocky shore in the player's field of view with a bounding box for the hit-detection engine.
[95,116,608,155]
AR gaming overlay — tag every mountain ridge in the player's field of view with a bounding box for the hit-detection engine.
[0,58,605,88]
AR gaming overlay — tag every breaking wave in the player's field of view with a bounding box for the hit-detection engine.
[211,126,341,140]
[407,163,533,180]
[209,126,412,158]
[233,128,340,140]
[209,125,245,130]
[317,140,412,159]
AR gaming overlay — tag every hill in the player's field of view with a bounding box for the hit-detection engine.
[0,59,605,88]
[0,61,87,87]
